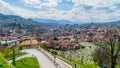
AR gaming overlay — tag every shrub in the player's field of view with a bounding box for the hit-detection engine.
[40,44,50,52]
[51,51,57,55]
[0,54,14,68]
[81,46,85,49]
[92,47,110,67]
[18,45,23,50]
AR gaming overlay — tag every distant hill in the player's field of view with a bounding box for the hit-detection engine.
[0,13,42,29]
[32,18,77,25]
[80,21,120,26]
[0,13,120,29]
[105,21,120,25]
[33,18,120,26]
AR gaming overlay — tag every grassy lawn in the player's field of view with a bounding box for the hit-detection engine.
[16,57,40,68]
[57,55,100,68]
[0,54,14,68]
[0,47,27,60]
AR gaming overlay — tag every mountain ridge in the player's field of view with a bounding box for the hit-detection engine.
[32,18,78,25]
[0,13,42,29]
[0,13,120,28]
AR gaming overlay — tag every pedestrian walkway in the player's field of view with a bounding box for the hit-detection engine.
[8,48,72,68]
[9,49,56,68]
[38,48,72,68]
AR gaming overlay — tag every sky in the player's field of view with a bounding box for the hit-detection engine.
[0,0,120,23]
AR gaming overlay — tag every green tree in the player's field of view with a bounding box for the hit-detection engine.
[12,48,16,66]
[104,32,120,68]
[95,30,120,68]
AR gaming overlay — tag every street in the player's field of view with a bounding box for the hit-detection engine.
[23,49,56,68]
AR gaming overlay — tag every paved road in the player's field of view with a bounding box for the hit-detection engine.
[39,48,72,68]
[8,54,32,63]
[23,49,56,68]
[9,49,56,68]
[8,49,72,68]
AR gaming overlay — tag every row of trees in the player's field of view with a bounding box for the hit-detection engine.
[93,30,120,68]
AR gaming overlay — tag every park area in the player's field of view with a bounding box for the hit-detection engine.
[56,42,100,68]
[0,46,40,68]
[0,54,40,68]
[42,41,101,68]
[0,46,26,60]
[0,54,14,68]
[46,41,120,68]
[16,57,40,68]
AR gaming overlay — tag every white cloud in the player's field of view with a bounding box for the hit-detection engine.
[0,0,120,23]
[41,0,58,7]
[22,0,40,5]
[21,0,63,8]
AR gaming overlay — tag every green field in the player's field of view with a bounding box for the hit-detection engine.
[0,54,14,68]
[16,57,40,68]
[0,47,27,60]
[57,55,100,68]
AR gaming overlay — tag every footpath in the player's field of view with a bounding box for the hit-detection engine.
[38,48,72,68]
